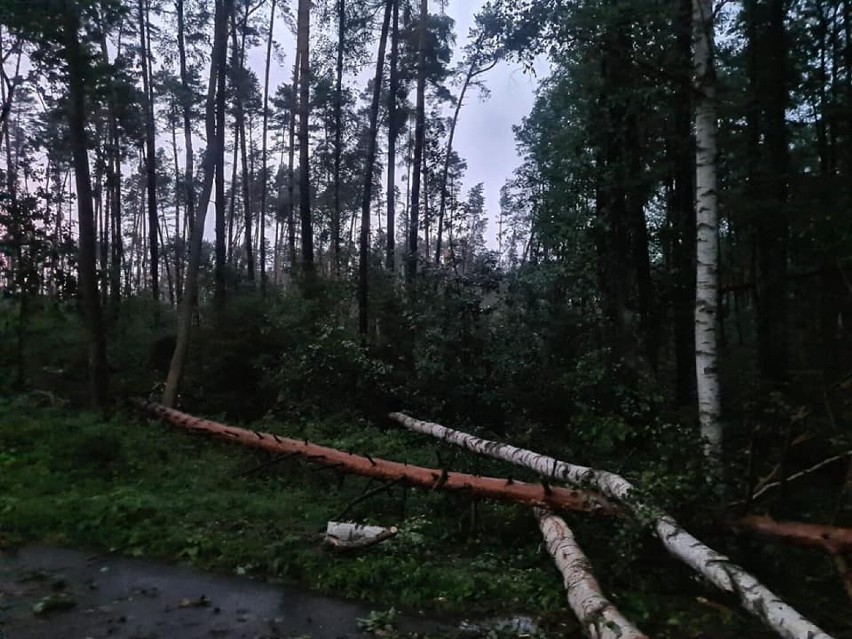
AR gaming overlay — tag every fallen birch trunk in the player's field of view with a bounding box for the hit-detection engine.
[325,521,398,550]
[535,508,647,639]
[389,412,833,639]
[135,402,617,516]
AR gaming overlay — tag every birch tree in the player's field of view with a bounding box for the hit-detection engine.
[693,0,721,461]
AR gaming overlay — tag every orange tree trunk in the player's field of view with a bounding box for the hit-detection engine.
[732,514,852,555]
[135,402,616,516]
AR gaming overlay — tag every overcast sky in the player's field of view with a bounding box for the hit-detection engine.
[437,2,542,243]
[245,0,545,247]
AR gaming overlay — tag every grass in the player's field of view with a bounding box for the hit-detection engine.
[0,395,565,614]
[0,393,847,638]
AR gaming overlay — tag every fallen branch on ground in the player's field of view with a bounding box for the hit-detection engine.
[324,521,399,550]
[732,514,852,555]
[534,508,648,639]
[388,412,833,639]
[134,401,617,516]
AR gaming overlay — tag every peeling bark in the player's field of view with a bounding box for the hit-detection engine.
[389,413,833,639]
[535,509,647,639]
[136,403,617,516]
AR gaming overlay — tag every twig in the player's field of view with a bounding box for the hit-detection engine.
[751,451,852,502]
[335,477,404,521]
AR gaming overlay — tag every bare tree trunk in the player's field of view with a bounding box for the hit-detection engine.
[231,11,255,283]
[176,0,196,305]
[297,0,313,277]
[214,28,229,309]
[170,98,183,302]
[332,0,345,276]
[259,0,276,296]
[97,26,124,311]
[406,0,427,286]
[287,51,299,271]
[753,0,790,383]
[693,0,722,462]
[138,0,160,316]
[163,0,233,407]
[435,50,496,264]
[62,0,109,407]
[359,0,392,339]
[385,0,399,272]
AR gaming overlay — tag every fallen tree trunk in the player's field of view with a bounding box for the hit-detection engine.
[325,521,398,550]
[535,508,648,639]
[135,402,617,516]
[389,413,833,639]
[732,514,852,555]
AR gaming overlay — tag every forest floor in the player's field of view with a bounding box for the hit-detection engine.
[0,393,844,638]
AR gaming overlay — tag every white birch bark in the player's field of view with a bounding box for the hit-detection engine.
[534,509,647,639]
[388,412,833,639]
[325,522,393,542]
[693,0,722,460]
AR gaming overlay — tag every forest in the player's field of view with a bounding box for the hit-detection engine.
[1,0,851,637]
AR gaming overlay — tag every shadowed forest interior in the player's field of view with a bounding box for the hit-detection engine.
[1,0,852,638]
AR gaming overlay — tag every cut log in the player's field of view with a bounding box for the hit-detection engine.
[535,508,647,639]
[325,521,398,550]
[134,402,617,517]
[732,514,852,555]
[389,412,833,639]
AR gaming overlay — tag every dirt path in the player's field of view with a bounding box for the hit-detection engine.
[0,546,455,639]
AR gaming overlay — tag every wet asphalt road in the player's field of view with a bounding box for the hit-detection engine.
[0,546,453,639]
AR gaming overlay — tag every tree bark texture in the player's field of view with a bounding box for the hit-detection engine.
[535,509,648,639]
[693,0,722,460]
[163,0,232,407]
